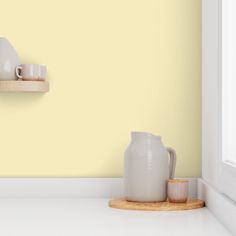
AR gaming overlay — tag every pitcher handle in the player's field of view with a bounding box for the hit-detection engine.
[166,147,176,179]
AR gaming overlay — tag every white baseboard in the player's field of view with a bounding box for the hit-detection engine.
[0,177,197,198]
[198,178,236,235]
[0,178,123,198]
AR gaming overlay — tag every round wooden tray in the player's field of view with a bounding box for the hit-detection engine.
[109,198,205,211]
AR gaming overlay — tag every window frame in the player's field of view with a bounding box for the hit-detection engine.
[203,0,236,202]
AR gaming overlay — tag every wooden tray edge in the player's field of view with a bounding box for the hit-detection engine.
[109,198,205,211]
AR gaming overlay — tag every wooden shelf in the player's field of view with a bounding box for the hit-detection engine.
[0,80,49,92]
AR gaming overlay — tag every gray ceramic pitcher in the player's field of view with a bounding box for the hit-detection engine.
[124,132,176,202]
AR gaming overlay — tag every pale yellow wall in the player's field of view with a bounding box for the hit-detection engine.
[0,0,201,177]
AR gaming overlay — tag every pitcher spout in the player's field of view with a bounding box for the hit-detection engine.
[131,131,161,140]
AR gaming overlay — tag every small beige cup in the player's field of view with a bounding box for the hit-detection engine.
[15,64,47,81]
[168,179,188,203]
[38,65,47,81]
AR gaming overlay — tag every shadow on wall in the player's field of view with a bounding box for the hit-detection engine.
[0,93,44,108]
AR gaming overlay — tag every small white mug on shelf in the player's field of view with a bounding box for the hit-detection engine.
[168,179,188,203]
[15,64,47,81]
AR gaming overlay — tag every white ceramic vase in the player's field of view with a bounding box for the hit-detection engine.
[124,132,177,202]
[0,38,20,80]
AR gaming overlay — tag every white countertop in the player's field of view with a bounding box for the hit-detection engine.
[0,198,232,236]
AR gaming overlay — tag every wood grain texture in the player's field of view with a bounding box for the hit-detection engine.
[109,198,205,211]
[0,81,49,92]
